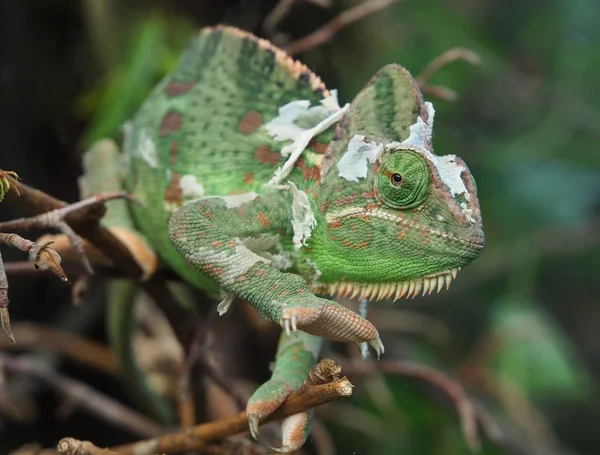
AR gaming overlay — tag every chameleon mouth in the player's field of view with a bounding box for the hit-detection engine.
[314,267,460,301]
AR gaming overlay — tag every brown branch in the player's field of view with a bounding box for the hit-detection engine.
[0,233,69,342]
[57,438,119,455]
[1,172,198,350]
[0,323,117,374]
[283,0,400,55]
[111,359,352,455]
[1,354,166,437]
[416,47,481,87]
[345,360,481,452]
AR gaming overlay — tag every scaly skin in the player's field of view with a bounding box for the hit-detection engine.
[83,26,484,451]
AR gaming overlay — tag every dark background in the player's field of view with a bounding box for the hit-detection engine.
[1,1,599,454]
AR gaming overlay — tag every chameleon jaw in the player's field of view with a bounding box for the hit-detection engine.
[314,267,460,301]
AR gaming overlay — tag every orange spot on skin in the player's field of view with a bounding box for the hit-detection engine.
[329,220,343,229]
[164,81,196,97]
[237,274,247,282]
[211,240,224,248]
[165,141,182,204]
[165,172,182,204]
[342,239,369,249]
[296,157,320,182]
[258,211,272,228]
[238,111,263,134]
[226,241,237,248]
[243,172,254,185]
[397,228,408,240]
[365,202,382,211]
[254,145,280,165]
[319,200,331,213]
[335,194,359,206]
[256,269,268,277]
[308,137,329,154]
[160,111,183,137]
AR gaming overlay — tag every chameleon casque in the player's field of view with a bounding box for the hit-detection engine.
[79,26,484,452]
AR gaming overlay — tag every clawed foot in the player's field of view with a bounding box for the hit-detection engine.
[280,297,384,358]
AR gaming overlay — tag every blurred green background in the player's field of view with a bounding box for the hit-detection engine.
[0,1,599,454]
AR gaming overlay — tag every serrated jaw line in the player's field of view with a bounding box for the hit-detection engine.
[319,268,461,302]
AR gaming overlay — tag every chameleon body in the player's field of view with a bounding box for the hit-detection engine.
[90,26,484,451]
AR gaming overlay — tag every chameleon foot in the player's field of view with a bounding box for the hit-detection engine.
[247,332,321,452]
[281,296,384,358]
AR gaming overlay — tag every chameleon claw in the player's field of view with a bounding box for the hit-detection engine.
[291,315,297,333]
[248,414,260,441]
[369,334,385,360]
[284,318,291,336]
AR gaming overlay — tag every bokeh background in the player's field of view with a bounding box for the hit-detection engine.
[1,1,599,454]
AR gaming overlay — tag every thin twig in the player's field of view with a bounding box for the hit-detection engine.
[111,359,352,455]
[283,0,400,55]
[416,47,481,87]
[1,173,198,350]
[1,354,166,437]
[263,0,332,35]
[0,233,69,342]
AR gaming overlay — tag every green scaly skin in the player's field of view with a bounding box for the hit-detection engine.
[86,26,484,451]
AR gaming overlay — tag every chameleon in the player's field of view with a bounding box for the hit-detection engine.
[75,25,485,452]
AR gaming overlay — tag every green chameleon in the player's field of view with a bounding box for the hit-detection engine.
[80,26,484,452]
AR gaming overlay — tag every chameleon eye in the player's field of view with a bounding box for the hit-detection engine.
[390,173,403,185]
[376,150,431,209]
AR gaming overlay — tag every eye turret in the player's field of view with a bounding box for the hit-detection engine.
[375,150,431,209]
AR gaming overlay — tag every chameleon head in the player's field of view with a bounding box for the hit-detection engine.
[306,101,485,300]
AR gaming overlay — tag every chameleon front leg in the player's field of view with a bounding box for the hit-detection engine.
[247,331,321,452]
[168,191,383,352]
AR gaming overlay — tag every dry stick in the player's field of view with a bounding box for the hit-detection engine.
[1,354,166,437]
[0,233,69,343]
[283,0,400,55]
[111,360,353,455]
[0,191,132,275]
[416,47,481,86]
[1,174,198,350]
[346,360,481,452]
[263,0,332,35]
[0,322,118,374]
[58,438,119,455]
[0,248,13,343]
[415,48,482,102]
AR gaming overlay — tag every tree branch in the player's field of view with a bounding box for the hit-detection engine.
[111,359,352,455]
[283,0,400,55]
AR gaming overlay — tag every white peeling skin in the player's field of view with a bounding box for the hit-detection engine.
[217,289,235,315]
[241,234,293,270]
[179,174,205,199]
[137,129,158,168]
[289,182,317,250]
[199,192,258,209]
[389,101,474,223]
[337,134,383,182]
[187,245,266,287]
[265,91,348,186]
[305,257,322,280]
[265,100,312,141]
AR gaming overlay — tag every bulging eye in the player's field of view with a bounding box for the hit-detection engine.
[390,173,403,185]
[376,150,431,209]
